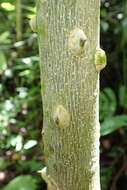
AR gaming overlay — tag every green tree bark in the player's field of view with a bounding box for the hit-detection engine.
[36,0,106,190]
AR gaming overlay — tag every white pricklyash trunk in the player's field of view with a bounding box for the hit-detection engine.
[34,0,106,190]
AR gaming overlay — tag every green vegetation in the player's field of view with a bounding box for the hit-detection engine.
[0,0,127,190]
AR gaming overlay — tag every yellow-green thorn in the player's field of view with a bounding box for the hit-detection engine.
[29,16,37,33]
[94,48,107,72]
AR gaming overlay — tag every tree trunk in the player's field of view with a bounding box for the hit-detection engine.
[36,0,106,190]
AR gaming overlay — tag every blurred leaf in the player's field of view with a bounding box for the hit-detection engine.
[108,146,124,158]
[0,31,11,44]
[27,160,42,172]
[119,85,127,109]
[19,70,31,76]
[101,9,108,18]
[101,167,114,190]
[3,175,37,190]
[17,87,28,99]
[101,115,127,136]
[24,140,37,150]
[18,159,42,172]
[0,51,7,71]
[3,99,14,111]
[100,88,117,120]
[101,21,109,32]
[22,5,36,13]
[0,157,9,170]
[1,2,15,11]
[9,135,23,151]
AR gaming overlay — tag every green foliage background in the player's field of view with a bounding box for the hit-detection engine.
[0,0,127,190]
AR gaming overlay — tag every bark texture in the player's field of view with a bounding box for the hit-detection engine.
[37,0,101,190]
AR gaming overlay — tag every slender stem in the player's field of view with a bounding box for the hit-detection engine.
[16,0,22,41]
